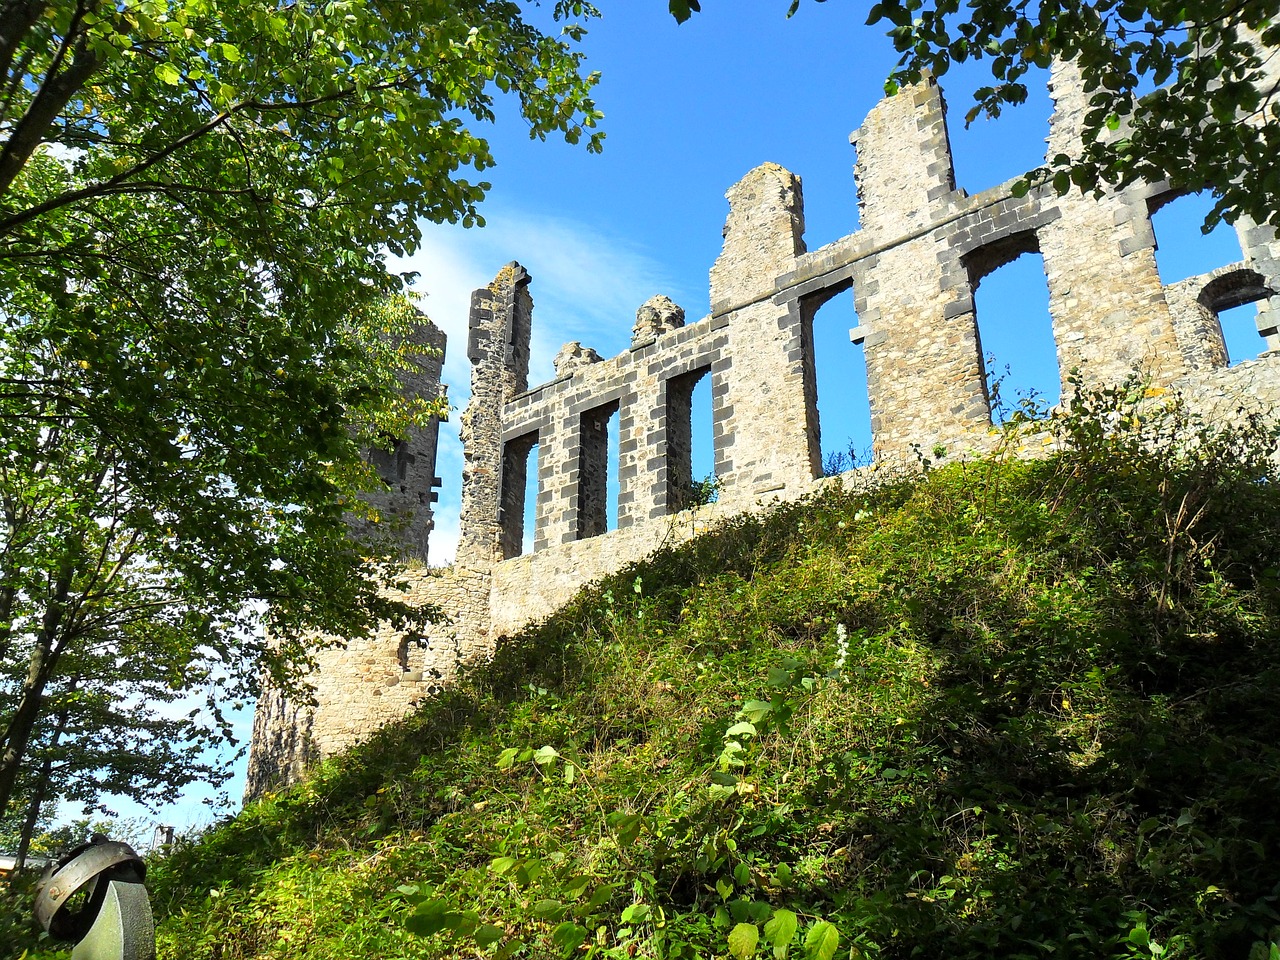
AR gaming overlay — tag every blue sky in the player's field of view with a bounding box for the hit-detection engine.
[91,2,1255,836]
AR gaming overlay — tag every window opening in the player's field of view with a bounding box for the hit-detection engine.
[1151,193,1271,364]
[690,373,715,502]
[665,366,716,511]
[578,401,619,540]
[967,236,1058,421]
[1150,191,1243,284]
[806,286,873,477]
[522,440,540,555]
[500,432,538,559]
[368,435,409,490]
[1219,302,1266,365]
[945,62,1053,195]
[606,407,620,531]
[396,631,423,671]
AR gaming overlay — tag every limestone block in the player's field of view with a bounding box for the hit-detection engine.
[632,296,685,346]
[553,341,603,377]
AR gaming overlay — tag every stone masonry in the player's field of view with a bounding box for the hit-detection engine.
[346,316,446,561]
[246,63,1280,796]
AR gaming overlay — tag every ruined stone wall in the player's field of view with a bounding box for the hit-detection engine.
[246,65,1280,798]
[348,318,446,562]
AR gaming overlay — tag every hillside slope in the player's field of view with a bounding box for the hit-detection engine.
[77,387,1280,958]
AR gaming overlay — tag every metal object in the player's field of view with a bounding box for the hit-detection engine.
[34,836,155,960]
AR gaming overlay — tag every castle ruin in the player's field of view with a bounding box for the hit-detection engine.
[245,62,1280,796]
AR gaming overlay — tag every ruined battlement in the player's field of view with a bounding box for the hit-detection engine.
[246,62,1280,797]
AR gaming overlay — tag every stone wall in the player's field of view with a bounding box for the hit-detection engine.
[347,317,446,562]
[245,65,1280,797]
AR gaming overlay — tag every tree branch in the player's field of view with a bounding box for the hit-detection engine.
[0,68,423,238]
[0,0,48,94]
[0,0,102,196]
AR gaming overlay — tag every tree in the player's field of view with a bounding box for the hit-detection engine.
[666,0,1280,228]
[0,0,604,820]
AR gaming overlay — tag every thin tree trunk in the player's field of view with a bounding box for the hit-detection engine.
[15,749,52,869]
[14,683,73,869]
[0,552,76,818]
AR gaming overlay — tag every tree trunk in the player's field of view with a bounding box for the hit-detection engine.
[0,553,75,818]
[14,685,72,869]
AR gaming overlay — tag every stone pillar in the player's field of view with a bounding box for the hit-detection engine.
[1234,215,1280,352]
[1038,60,1187,387]
[851,78,957,237]
[457,262,532,566]
[711,163,815,505]
[850,79,989,457]
[662,367,703,511]
[577,401,618,539]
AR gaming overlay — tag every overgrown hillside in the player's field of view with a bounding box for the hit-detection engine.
[28,384,1280,960]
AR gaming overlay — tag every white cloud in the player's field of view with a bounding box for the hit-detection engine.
[393,207,698,566]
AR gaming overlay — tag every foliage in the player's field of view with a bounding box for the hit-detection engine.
[821,440,872,477]
[689,473,721,508]
[146,383,1280,959]
[669,0,1280,229]
[0,0,603,822]
[1,869,65,960]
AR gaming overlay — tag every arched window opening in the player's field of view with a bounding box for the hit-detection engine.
[966,234,1058,421]
[804,286,873,477]
[500,432,538,558]
[1199,269,1274,366]
[1219,303,1268,364]
[397,631,424,672]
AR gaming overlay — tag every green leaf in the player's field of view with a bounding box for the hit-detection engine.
[551,922,589,956]
[533,900,567,921]
[609,813,644,847]
[729,922,760,959]
[495,747,519,769]
[405,899,452,938]
[725,720,758,738]
[716,876,735,901]
[474,924,505,947]
[621,903,651,923]
[582,883,618,913]
[154,63,182,85]
[765,909,798,959]
[489,856,518,875]
[534,745,560,765]
[741,700,773,724]
[668,0,701,22]
[803,920,840,960]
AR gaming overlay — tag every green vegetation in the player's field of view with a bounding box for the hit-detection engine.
[26,381,1280,959]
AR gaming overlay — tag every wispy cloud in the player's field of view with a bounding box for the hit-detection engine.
[393,206,697,565]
